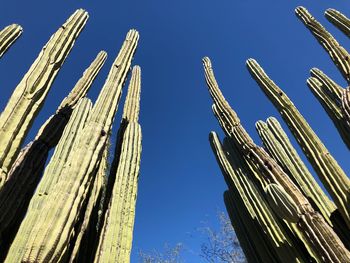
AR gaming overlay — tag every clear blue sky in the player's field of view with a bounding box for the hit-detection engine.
[1,1,349,262]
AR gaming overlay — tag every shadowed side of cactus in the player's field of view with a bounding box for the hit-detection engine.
[95,66,142,263]
[0,9,89,185]
[246,58,350,230]
[5,29,139,263]
[0,24,22,58]
[204,57,350,262]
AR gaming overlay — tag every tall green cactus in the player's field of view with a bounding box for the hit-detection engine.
[0,9,89,185]
[5,29,139,262]
[246,59,350,230]
[0,24,22,58]
[204,57,350,262]
[95,66,142,263]
[0,51,106,250]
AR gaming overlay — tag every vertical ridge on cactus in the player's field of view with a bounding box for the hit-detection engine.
[0,24,22,58]
[204,56,350,262]
[246,58,350,230]
[0,9,89,185]
[95,65,142,263]
[325,9,350,38]
[5,29,139,262]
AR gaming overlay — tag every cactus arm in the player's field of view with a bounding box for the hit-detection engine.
[325,9,350,38]
[307,69,350,149]
[204,57,350,262]
[6,29,139,262]
[295,7,350,84]
[255,118,336,223]
[95,65,142,263]
[0,24,22,58]
[0,9,89,183]
[246,58,350,229]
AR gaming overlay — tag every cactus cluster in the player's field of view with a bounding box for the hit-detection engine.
[0,9,142,263]
[205,7,350,263]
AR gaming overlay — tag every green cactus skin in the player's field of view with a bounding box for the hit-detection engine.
[5,29,139,263]
[0,24,22,58]
[0,9,89,185]
[295,7,350,84]
[0,51,106,255]
[4,98,92,263]
[204,57,350,262]
[325,9,350,39]
[255,118,336,224]
[246,58,350,230]
[210,132,310,263]
[69,143,108,262]
[95,66,142,263]
[307,69,350,149]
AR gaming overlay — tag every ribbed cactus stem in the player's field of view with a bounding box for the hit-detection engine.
[256,118,336,223]
[95,123,142,263]
[295,6,350,83]
[247,58,350,229]
[4,97,92,262]
[0,9,89,184]
[210,132,309,262]
[0,24,22,58]
[325,9,350,38]
[204,57,350,262]
[5,29,139,262]
[307,69,350,148]
[95,66,142,263]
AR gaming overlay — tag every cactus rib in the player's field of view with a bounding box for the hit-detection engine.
[0,24,22,58]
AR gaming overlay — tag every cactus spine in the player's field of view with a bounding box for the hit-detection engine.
[0,51,106,249]
[204,57,350,262]
[0,24,22,58]
[246,59,350,231]
[0,9,89,185]
[5,29,139,262]
[95,66,142,263]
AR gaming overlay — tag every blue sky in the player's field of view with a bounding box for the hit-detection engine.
[1,1,350,262]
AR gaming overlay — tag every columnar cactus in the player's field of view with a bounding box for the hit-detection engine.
[325,9,350,38]
[5,29,139,262]
[0,24,22,58]
[4,97,92,262]
[210,132,310,262]
[246,59,350,230]
[95,66,142,263]
[204,57,350,262]
[0,51,106,249]
[307,69,350,148]
[0,9,88,185]
[295,7,350,84]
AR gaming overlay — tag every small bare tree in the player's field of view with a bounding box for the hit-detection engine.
[138,243,184,263]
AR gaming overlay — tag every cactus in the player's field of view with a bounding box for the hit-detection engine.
[295,7,350,84]
[95,66,142,263]
[325,9,350,38]
[306,69,350,149]
[0,51,106,252]
[255,118,336,222]
[204,57,350,262]
[246,59,350,231]
[0,24,22,58]
[0,9,89,185]
[5,29,139,262]
[210,132,311,262]
[4,97,92,262]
